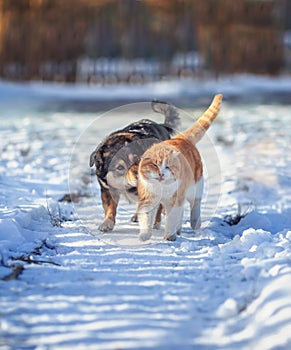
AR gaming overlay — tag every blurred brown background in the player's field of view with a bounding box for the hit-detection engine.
[0,0,290,83]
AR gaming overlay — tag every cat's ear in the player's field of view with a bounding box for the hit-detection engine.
[142,153,152,160]
[172,150,180,158]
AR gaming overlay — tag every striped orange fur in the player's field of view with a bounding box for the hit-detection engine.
[175,93,223,144]
[132,94,223,241]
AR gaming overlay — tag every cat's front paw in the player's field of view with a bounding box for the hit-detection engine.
[98,218,115,232]
[191,217,201,230]
[164,232,177,241]
[139,230,152,241]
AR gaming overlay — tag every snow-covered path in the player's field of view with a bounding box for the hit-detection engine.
[0,77,291,349]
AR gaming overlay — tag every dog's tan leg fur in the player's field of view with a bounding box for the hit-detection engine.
[99,189,120,232]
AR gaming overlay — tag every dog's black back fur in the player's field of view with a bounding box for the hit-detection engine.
[90,119,174,186]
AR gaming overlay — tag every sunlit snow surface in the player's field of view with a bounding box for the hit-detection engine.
[0,76,291,349]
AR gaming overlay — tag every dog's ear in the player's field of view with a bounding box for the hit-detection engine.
[89,150,96,167]
[89,150,103,176]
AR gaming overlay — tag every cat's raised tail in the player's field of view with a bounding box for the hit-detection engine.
[176,94,223,145]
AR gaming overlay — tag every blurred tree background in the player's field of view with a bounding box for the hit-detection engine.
[0,0,290,82]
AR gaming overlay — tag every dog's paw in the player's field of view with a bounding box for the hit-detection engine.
[153,222,161,230]
[98,219,114,232]
[131,213,138,223]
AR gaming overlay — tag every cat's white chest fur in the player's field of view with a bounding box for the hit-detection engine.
[161,180,180,199]
[140,176,180,199]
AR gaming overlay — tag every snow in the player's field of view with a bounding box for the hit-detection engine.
[0,75,291,349]
[1,74,291,103]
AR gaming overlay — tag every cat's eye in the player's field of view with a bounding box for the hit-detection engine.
[151,162,158,168]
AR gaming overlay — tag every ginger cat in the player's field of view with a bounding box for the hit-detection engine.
[127,94,223,241]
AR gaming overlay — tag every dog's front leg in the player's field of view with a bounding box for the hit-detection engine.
[99,187,120,232]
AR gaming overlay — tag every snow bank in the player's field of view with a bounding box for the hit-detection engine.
[1,74,291,102]
[0,108,80,276]
[199,228,291,350]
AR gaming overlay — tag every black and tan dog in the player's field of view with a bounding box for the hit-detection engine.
[89,101,180,232]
